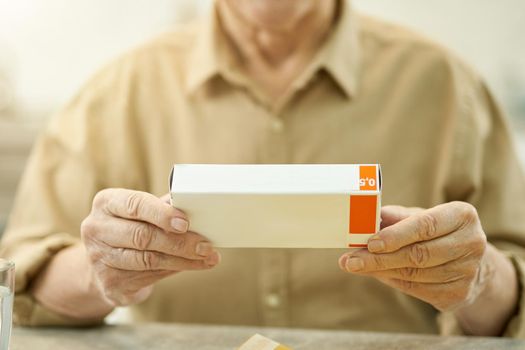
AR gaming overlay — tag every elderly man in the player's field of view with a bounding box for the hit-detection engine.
[2,0,525,338]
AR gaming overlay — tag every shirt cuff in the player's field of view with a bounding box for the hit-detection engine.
[438,252,525,337]
[7,233,101,326]
[14,293,104,327]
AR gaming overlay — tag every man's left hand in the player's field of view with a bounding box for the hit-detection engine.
[339,201,493,312]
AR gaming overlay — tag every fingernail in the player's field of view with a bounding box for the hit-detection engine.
[205,252,221,266]
[368,239,385,253]
[196,242,213,257]
[346,257,364,272]
[339,255,349,270]
[171,218,188,233]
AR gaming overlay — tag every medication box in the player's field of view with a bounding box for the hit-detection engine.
[169,164,382,248]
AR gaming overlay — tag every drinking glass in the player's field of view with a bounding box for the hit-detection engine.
[0,259,14,350]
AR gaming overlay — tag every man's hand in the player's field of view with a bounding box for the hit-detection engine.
[339,201,518,335]
[339,202,489,311]
[80,188,220,307]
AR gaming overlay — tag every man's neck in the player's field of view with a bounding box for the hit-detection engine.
[217,0,337,105]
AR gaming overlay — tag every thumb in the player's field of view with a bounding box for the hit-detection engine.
[380,205,423,229]
[160,193,171,204]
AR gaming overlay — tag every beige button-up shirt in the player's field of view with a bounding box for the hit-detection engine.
[3,0,525,337]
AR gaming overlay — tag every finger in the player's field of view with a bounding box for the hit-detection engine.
[340,230,475,272]
[92,243,222,271]
[106,285,153,307]
[357,260,475,283]
[95,267,175,306]
[160,193,171,204]
[369,201,478,253]
[110,269,175,292]
[95,266,175,294]
[95,189,189,233]
[88,217,215,259]
[380,205,423,229]
[375,276,471,311]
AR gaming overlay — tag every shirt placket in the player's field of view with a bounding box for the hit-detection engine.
[252,101,291,326]
[258,249,289,327]
[256,100,289,163]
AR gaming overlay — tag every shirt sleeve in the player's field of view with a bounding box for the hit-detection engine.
[438,71,525,337]
[0,56,138,326]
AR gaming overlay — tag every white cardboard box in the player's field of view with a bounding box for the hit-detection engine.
[170,164,381,248]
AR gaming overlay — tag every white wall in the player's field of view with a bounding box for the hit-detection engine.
[0,0,208,118]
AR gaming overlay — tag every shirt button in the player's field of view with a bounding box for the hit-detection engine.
[270,119,284,132]
[264,293,282,308]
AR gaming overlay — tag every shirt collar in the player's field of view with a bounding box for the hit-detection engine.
[185,0,361,99]
[185,7,228,95]
[319,0,361,98]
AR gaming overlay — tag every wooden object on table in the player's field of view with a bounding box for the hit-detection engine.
[238,333,292,350]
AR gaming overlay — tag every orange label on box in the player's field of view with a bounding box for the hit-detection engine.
[359,165,377,191]
[349,195,377,234]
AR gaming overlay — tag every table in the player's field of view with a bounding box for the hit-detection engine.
[11,323,525,349]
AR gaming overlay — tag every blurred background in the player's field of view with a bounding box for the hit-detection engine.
[1,0,525,234]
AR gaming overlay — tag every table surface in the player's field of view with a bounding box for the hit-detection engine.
[11,323,525,349]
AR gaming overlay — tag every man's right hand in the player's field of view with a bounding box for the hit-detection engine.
[80,188,220,307]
